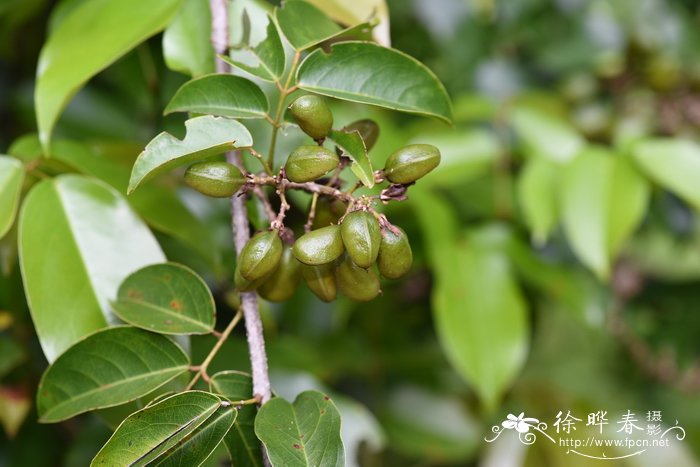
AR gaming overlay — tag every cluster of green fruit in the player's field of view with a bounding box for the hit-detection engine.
[182,94,440,302]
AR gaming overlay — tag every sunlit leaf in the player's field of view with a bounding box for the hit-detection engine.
[91,391,222,466]
[111,263,216,335]
[37,326,189,423]
[0,156,24,240]
[35,0,182,151]
[305,0,390,46]
[255,390,344,467]
[163,0,215,77]
[632,139,700,211]
[225,13,285,82]
[328,130,374,188]
[165,74,269,118]
[210,371,262,467]
[19,175,165,361]
[275,0,353,51]
[511,106,584,163]
[517,157,559,244]
[128,116,253,194]
[297,42,453,124]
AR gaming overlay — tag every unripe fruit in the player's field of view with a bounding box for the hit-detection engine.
[239,231,283,281]
[184,161,245,197]
[377,227,412,279]
[384,144,441,184]
[234,265,269,292]
[336,257,381,302]
[343,119,379,151]
[288,95,333,140]
[301,263,337,302]
[340,210,381,268]
[258,247,301,302]
[292,225,344,265]
[285,145,339,183]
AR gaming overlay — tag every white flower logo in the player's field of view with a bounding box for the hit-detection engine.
[502,412,540,433]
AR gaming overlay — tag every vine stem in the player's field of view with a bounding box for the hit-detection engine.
[209,0,272,406]
[186,310,243,390]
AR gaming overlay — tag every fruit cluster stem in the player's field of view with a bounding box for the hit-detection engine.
[209,0,272,406]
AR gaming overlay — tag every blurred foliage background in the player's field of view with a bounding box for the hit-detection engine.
[2,0,700,465]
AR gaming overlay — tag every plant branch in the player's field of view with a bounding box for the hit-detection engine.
[186,310,243,390]
[267,50,302,168]
[210,0,272,406]
[252,186,277,223]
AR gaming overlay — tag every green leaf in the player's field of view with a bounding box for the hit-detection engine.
[304,0,390,45]
[328,130,374,188]
[19,175,165,362]
[255,391,344,467]
[162,0,215,77]
[275,0,343,51]
[210,371,262,467]
[561,147,649,279]
[10,135,220,268]
[91,391,222,466]
[37,326,189,423]
[225,13,285,82]
[35,0,183,151]
[516,157,559,244]
[165,74,269,119]
[0,335,24,380]
[128,116,253,194]
[0,156,24,239]
[111,263,216,335]
[431,226,529,411]
[632,139,700,211]
[152,405,237,467]
[511,106,584,163]
[297,42,453,124]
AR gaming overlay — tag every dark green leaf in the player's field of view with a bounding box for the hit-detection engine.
[19,175,165,361]
[225,13,285,82]
[165,74,269,119]
[254,390,344,467]
[632,139,700,211]
[297,42,452,123]
[275,0,343,51]
[210,371,262,467]
[328,130,374,188]
[0,156,24,239]
[37,326,189,423]
[35,0,182,151]
[162,0,215,77]
[91,391,222,466]
[128,116,253,194]
[111,263,216,334]
[152,405,237,467]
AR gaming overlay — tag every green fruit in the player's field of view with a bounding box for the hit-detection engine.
[301,263,337,302]
[311,197,347,230]
[184,161,245,197]
[285,145,339,183]
[258,247,301,302]
[288,95,333,140]
[340,210,381,268]
[234,265,269,292]
[384,144,441,184]
[336,257,381,302]
[292,225,344,265]
[239,231,283,281]
[343,119,379,151]
[377,227,412,279]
